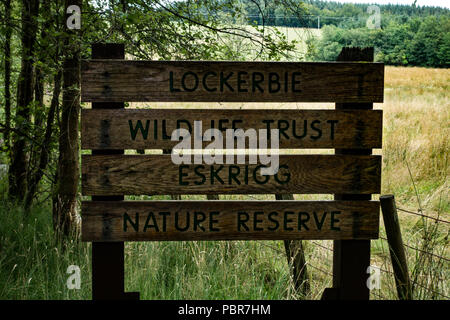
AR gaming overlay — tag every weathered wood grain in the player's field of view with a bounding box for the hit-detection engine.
[327,46,376,301]
[81,200,380,241]
[81,109,382,150]
[81,60,384,103]
[81,154,381,195]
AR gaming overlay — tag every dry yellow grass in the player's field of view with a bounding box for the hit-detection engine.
[380,66,449,213]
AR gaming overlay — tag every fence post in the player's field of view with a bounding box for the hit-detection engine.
[322,47,374,300]
[90,43,139,300]
[380,194,413,300]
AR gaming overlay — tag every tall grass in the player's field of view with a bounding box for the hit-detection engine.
[0,193,300,299]
[0,195,91,299]
[125,240,297,299]
[370,66,449,299]
[380,66,449,213]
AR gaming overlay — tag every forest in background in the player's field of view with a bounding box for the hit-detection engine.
[219,0,450,67]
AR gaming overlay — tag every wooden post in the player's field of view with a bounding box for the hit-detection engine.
[276,194,310,296]
[380,194,412,300]
[322,47,374,300]
[90,43,139,300]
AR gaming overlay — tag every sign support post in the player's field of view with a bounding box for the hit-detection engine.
[322,47,374,300]
[90,43,139,300]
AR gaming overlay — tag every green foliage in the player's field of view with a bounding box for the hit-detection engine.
[306,15,450,68]
[407,16,450,67]
[82,0,299,61]
[223,0,450,67]
[306,25,377,61]
[234,0,449,29]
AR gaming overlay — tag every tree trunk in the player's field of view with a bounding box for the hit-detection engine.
[33,0,51,132]
[52,0,82,236]
[30,40,45,186]
[25,70,62,210]
[33,69,44,130]
[3,0,12,154]
[9,0,40,201]
[24,0,60,210]
[30,68,44,176]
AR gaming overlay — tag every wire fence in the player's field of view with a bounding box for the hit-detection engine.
[257,202,449,300]
[379,236,450,263]
[397,207,450,225]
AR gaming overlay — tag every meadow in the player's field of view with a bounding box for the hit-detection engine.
[0,65,448,300]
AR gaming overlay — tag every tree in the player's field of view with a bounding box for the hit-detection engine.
[25,1,64,210]
[408,16,450,67]
[2,0,12,156]
[52,0,82,236]
[377,22,412,66]
[437,31,450,68]
[9,0,40,200]
[90,0,298,61]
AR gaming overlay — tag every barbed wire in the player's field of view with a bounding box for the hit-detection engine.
[310,239,449,298]
[371,290,389,300]
[397,207,450,225]
[257,241,284,255]
[307,263,333,277]
[311,241,333,252]
[379,236,450,263]
[410,279,450,300]
[256,242,333,278]
[376,264,449,299]
[249,195,449,299]
[259,238,449,299]
[246,14,361,20]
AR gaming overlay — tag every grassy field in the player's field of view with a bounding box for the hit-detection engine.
[0,66,448,300]
[200,25,320,61]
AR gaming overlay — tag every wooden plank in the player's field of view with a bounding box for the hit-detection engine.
[81,200,380,241]
[81,154,381,195]
[81,109,382,150]
[81,60,384,103]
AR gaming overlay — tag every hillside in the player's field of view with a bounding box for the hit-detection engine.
[221,0,450,67]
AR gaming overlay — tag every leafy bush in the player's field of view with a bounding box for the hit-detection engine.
[306,15,450,68]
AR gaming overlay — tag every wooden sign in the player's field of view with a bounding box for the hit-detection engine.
[81,57,383,243]
[82,44,384,301]
[82,200,380,241]
[81,60,384,103]
[81,109,382,150]
[82,154,381,196]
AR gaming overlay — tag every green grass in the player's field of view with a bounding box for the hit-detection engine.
[125,241,294,299]
[0,184,448,299]
[0,197,91,299]
[0,192,299,299]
